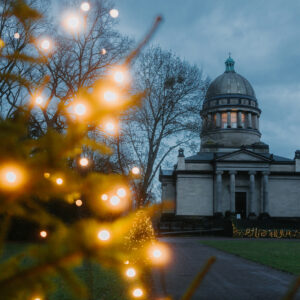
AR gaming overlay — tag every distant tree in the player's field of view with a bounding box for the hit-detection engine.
[117,46,209,206]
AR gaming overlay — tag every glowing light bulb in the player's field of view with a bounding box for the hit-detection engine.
[75,199,83,207]
[132,288,143,298]
[101,48,106,55]
[44,172,50,178]
[131,167,140,175]
[79,157,89,167]
[74,103,87,116]
[40,39,50,51]
[148,244,170,265]
[56,178,63,185]
[66,15,80,31]
[103,90,117,102]
[105,122,115,133]
[5,171,17,183]
[33,297,42,300]
[101,194,108,201]
[40,230,47,238]
[109,9,119,18]
[97,229,110,241]
[126,267,136,278]
[14,32,20,39]
[110,195,120,206]
[153,249,162,258]
[113,71,125,83]
[35,96,44,105]
[117,188,126,198]
[80,2,90,11]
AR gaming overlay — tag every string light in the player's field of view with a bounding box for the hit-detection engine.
[75,199,83,207]
[40,230,47,238]
[148,243,170,265]
[126,267,136,278]
[110,195,120,206]
[56,178,63,185]
[97,229,111,241]
[124,260,129,265]
[113,70,125,83]
[79,157,89,167]
[40,39,51,51]
[44,172,50,178]
[131,167,140,175]
[35,96,44,106]
[132,288,143,298]
[109,9,119,18]
[0,165,24,190]
[14,32,20,39]
[101,194,108,201]
[80,2,90,11]
[103,90,117,102]
[117,188,126,198]
[101,48,106,55]
[74,103,87,116]
[105,121,115,134]
[66,15,80,31]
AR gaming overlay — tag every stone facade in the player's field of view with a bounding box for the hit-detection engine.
[159,57,300,219]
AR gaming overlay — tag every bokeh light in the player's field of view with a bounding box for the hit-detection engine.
[79,157,89,167]
[148,243,170,265]
[80,2,90,11]
[126,267,136,278]
[14,32,20,39]
[101,48,106,55]
[0,165,25,190]
[74,103,87,116]
[97,229,111,241]
[101,194,108,201]
[113,70,125,83]
[117,188,126,198]
[44,172,50,179]
[105,121,115,134]
[56,178,63,185]
[132,288,143,298]
[35,96,44,106]
[131,166,140,175]
[109,9,119,18]
[75,199,83,207]
[110,195,120,206]
[40,39,51,51]
[103,90,117,102]
[40,230,47,238]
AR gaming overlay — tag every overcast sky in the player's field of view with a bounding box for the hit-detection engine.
[113,0,300,159]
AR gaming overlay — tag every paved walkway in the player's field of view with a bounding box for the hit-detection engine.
[152,237,300,300]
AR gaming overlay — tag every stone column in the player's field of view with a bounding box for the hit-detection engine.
[249,171,256,215]
[262,172,269,214]
[257,116,260,130]
[237,111,242,128]
[216,112,221,128]
[253,114,258,129]
[247,112,252,128]
[227,111,231,128]
[207,113,212,129]
[229,171,237,213]
[215,171,223,214]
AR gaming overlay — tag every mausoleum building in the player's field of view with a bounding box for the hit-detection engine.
[159,57,300,219]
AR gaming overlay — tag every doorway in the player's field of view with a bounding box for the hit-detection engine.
[235,192,247,218]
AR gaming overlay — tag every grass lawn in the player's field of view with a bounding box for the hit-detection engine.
[1,243,129,300]
[201,239,300,275]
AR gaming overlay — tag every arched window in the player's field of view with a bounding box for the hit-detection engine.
[241,113,245,128]
[221,112,227,128]
[231,112,237,128]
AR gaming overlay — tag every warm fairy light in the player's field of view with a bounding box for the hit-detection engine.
[44,172,50,178]
[66,15,80,31]
[117,188,126,198]
[75,199,83,207]
[103,90,117,102]
[148,243,170,265]
[14,32,20,39]
[113,70,125,83]
[101,48,106,55]
[126,267,136,278]
[109,9,119,18]
[35,96,44,106]
[80,2,90,11]
[132,288,143,298]
[40,39,51,51]
[74,103,87,116]
[124,260,129,265]
[105,121,115,133]
[101,194,108,201]
[56,178,63,185]
[40,230,47,238]
[131,166,140,175]
[79,157,89,167]
[0,165,24,190]
[97,229,111,241]
[33,297,42,300]
[110,195,120,206]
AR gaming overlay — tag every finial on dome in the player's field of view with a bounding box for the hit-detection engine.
[225,54,235,73]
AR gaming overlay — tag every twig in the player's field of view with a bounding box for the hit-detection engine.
[283,276,300,300]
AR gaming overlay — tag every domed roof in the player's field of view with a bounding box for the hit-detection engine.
[205,56,256,101]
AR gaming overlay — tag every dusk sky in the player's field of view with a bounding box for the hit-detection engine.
[114,0,300,159]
